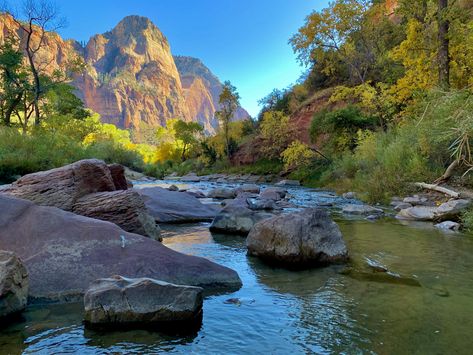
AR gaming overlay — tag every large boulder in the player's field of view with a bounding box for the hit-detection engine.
[397,199,471,222]
[0,251,28,319]
[210,205,273,235]
[73,190,161,240]
[208,188,237,200]
[0,160,159,238]
[136,187,220,223]
[1,159,116,211]
[84,276,203,330]
[247,208,348,268]
[0,195,241,303]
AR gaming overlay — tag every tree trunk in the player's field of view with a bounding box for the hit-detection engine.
[25,23,42,125]
[437,0,450,90]
[4,92,23,126]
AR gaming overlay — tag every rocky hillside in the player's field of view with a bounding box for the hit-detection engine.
[0,14,248,134]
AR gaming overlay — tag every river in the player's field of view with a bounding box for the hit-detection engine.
[1,181,473,354]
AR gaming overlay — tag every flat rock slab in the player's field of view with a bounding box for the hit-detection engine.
[0,195,241,303]
[136,187,220,223]
[84,276,203,330]
[0,251,28,319]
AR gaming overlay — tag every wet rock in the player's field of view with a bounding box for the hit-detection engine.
[0,194,241,302]
[208,188,237,199]
[260,187,287,201]
[136,187,219,223]
[0,251,28,319]
[342,192,356,199]
[435,221,461,231]
[84,276,203,330]
[275,180,300,186]
[366,214,382,221]
[342,204,384,216]
[236,184,261,194]
[247,208,348,268]
[72,190,161,240]
[210,205,273,235]
[168,185,179,191]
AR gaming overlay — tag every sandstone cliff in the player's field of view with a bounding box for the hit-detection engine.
[175,56,250,133]
[0,14,248,134]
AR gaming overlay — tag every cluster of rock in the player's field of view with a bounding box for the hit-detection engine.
[393,194,471,230]
[0,160,243,330]
[208,186,293,235]
[1,160,161,240]
[164,172,301,186]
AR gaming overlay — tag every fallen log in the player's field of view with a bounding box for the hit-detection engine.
[414,182,461,199]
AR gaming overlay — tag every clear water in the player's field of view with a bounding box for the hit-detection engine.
[2,183,473,354]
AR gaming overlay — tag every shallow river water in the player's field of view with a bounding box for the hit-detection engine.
[1,182,473,354]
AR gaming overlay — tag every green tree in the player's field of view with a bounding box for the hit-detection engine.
[173,120,204,161]
[216,81,240,159]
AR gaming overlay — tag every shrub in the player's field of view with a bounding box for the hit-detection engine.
[281,140,317,170]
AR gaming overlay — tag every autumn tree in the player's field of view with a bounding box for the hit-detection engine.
[174,120,204,161]
[216,81,240,159]
[259,111,297,160]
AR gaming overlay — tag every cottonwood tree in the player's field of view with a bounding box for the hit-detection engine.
[216,81,240,159]
[173,119,204,161]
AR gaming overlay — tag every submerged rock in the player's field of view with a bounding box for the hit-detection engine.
[247,208,348,268]
[84,276,203,330]
[435,221,461,231]
[136,187,219,223]
[210,205,273,235]
[0,251,28,320]
[0,195,242,303]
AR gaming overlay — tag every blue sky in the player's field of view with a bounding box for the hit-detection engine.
[57,0,328,117]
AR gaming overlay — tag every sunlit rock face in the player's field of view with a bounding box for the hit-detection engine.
[0,14,248,134]
[175,56,250,134]
[74,15,190,130]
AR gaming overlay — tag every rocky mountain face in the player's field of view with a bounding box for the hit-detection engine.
[174,56,249,132]
[0,14,248,134]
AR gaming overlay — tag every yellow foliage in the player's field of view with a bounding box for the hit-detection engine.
[281,140,316,170]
